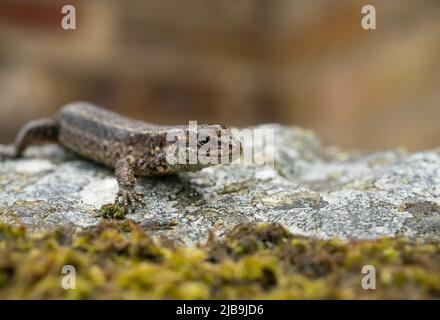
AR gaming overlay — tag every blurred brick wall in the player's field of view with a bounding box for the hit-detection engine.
[0,0,439,150]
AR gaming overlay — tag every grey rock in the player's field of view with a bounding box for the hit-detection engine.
[0,125,439,244]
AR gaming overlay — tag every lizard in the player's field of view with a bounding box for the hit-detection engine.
[0,102,241,212]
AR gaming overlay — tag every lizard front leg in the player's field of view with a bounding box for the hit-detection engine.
[114,155,146,212]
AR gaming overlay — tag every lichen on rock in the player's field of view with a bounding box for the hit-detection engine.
[0,125,438,244]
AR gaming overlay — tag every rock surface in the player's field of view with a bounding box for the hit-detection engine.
[0,125,439,244]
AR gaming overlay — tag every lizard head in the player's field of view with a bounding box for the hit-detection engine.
[137,124,241,176]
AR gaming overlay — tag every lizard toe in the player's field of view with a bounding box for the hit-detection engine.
[134,191,146,207]
[115,188,145,213]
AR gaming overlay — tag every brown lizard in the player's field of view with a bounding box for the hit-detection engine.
[0,102,241,212]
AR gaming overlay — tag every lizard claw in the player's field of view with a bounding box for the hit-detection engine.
[114,188,146,213]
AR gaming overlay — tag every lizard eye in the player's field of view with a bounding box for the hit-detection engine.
[198,136,210,147]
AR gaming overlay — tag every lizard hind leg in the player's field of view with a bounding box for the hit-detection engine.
[0,118,59,159]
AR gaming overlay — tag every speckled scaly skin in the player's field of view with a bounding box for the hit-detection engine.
[0,102,241,212]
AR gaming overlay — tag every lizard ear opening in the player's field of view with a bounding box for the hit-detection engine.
[138,159,146,168]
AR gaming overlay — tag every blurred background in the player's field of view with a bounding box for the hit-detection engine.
[0,0,439,151]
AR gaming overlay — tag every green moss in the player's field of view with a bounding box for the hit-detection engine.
[0,221,438,299]
[99,204,126,219]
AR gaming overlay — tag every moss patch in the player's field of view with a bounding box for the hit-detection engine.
[99,204,126,219]
[0,221,438,299]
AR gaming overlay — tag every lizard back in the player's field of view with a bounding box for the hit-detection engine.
[57,102,162,168]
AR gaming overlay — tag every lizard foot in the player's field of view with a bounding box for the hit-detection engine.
[114,188,146,213]
[0,145,17,161]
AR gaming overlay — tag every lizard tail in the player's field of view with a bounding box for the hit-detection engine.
[0,118,59,159]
